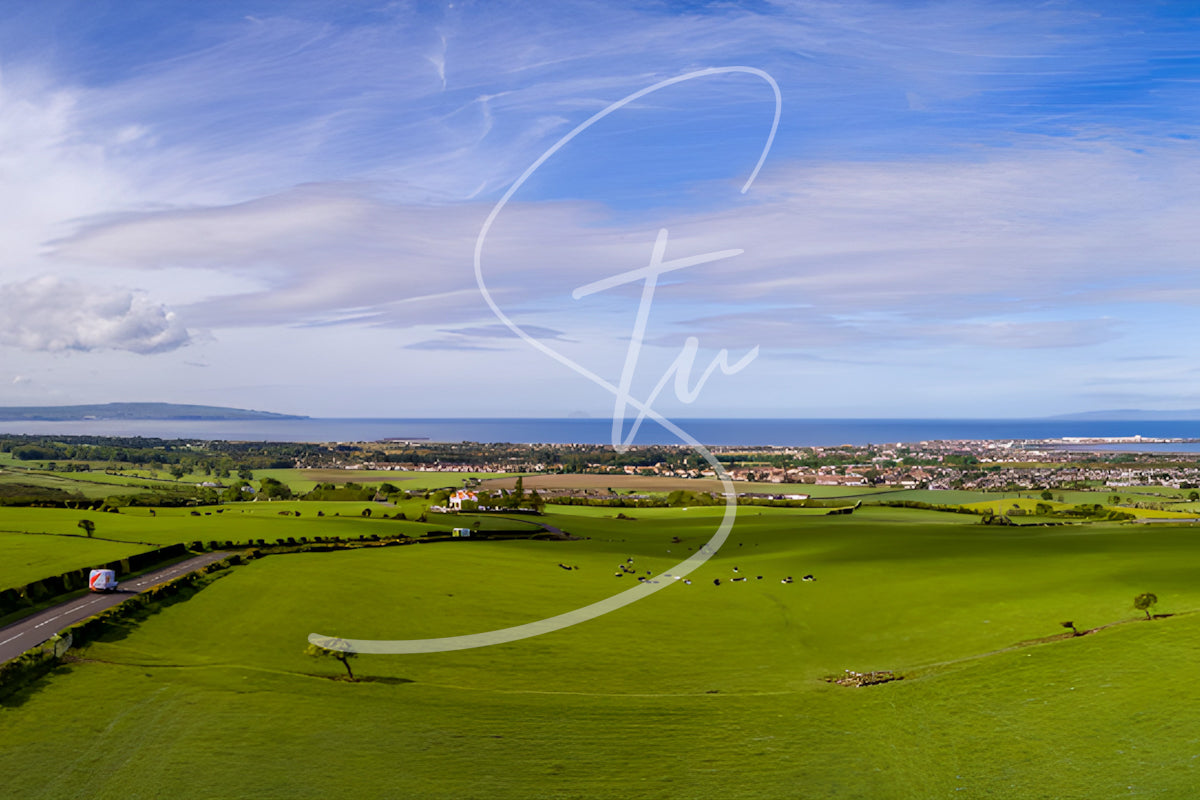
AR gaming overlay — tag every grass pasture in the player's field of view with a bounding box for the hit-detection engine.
[3,506,1200,797]
[254,469,514,493]
[0,468,124,500]
[959,496,1200,520]
[0,530,162,591]
[0,501,558,592]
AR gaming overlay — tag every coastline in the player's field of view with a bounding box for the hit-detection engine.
[2,417,1200,449]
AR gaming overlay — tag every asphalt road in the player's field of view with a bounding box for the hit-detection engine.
[0,551,234,665]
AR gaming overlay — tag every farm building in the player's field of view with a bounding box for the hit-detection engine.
[448,490,478,510]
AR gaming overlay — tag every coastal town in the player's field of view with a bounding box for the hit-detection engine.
[7,431,1200,509]
[321,436,1200,493]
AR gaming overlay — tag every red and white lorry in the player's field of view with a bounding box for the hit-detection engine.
[88,569,119,593]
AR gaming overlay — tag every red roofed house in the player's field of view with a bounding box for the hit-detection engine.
[448,490,478,510]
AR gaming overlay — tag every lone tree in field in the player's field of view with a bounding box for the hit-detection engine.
[1134,592,1158,620]
[1060,621,1079,636]
[77,519,95,538]
[305,640,358,681]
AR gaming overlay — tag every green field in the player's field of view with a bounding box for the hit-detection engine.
[0,504,417,589]
[254,469,512,493]
[3,503,1200,798]
[0,530,161,590]
[0,468,130,499]
[0,501,554,591]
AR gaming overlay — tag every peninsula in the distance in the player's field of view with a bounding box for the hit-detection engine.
[0,403,307,421]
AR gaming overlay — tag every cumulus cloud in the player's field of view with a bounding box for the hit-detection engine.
[0,276,190,354]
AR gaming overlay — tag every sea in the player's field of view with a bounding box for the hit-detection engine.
[3,417,1200,450]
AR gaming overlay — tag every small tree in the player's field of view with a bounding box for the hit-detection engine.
[1060,621,1079,636]
[1189,491,1199,502]
[77,519,95,538]
[507,476,525,509]
[1134,592,1158,620]
[305,640,358,681]
[1041,490,1053,501]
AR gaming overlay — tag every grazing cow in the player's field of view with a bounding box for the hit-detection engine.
[684,580,692,585]
[713,578,721,586]
[802,574,815,581]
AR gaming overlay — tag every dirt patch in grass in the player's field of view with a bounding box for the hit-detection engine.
[827,670,902,688]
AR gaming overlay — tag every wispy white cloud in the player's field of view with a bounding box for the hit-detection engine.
[407,323,572,351]
[43,135,1200,361]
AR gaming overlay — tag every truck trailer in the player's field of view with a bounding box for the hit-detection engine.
[88,569,119,593]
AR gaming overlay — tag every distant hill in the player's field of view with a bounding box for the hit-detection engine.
[1050,409,1200,421]
[0,403,307,421]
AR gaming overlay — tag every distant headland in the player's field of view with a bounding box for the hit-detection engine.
[0,403,307,421]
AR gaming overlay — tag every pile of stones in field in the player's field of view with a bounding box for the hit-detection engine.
[830,669,901,688]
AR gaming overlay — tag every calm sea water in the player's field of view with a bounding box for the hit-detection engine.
[2,417,1200,449]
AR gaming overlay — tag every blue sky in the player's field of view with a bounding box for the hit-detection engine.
[2,1,1200,418]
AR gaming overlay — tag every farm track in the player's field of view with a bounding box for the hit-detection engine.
[903,609,1195,680]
